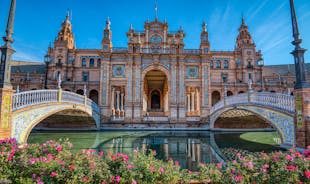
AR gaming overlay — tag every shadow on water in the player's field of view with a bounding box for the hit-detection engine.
[29,131,282,171]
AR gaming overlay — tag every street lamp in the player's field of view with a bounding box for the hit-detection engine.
[44,53,51,89]
[257,57,264,91]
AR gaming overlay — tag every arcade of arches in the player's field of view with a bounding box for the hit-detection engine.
[143,70,169,116]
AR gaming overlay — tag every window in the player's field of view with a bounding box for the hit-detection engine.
[82,58,87,67]
[204,48,208,53]
[216,60,221,69]
[210,61,213,68]
[89,58,95,67]
[97,59,101,67]
[82,71,89,82]
[224,60,229,69]
[248,73,252,80]
[237,59,241,67]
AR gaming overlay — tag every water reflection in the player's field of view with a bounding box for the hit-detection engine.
[29,131,281,171]
[98,132,223,171]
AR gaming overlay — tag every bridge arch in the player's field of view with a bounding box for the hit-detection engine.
[11,90,101,143]
[210,92,295,146]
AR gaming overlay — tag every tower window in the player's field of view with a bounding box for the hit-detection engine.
[248,73,252,80]
[204,48,208,53]
[82,58,87,67]
[89,58,95,67]
[224,60,229,69]
[210,61,213,68]
[216,60,221,69]
[82,71,89,81]
[97,59,101,67]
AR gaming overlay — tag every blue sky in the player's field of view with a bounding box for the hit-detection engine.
[0,0,309,65]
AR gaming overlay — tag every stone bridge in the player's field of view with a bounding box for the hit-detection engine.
[210,92,295,147]
[11,89,100,143]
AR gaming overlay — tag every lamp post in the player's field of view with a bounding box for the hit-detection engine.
[257,57,264,91]
[44,53,51,89]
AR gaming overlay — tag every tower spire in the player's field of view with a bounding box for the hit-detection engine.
[289,0,309,89]
[0,0,16,89]
[3,0,16,47]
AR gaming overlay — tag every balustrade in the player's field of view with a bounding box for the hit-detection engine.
[211,92,295,114]
[12,89,100,113]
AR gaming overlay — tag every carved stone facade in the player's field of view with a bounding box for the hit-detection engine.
[11,15,305,125]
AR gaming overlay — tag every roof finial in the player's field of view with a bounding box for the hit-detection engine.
[241,14,245,25]
[106,17,111,29]
[3,0,16,46]
[202,21,207,32]
[154,2,158,20]
[129,24,133,30]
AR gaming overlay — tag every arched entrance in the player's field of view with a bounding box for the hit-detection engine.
[89,89,99,104]
[151,90,161,110]
[76,89,84,95]
[212,91,221,106]
[143,69,168,116]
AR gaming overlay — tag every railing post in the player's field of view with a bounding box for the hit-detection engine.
[58,88,62,102]
[223,86,227,106]
[83,84,87,107]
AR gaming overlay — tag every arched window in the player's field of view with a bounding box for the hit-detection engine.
[82,58,87,67]
[224,60,229,69]
[210,61,214,68]
[216,60,221,69]
[89,58,95,67]
[97,59,101,67]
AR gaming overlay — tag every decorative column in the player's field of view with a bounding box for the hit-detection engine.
[195,88,200,112]
[111,88,115,116]
[289,0,310,148]
[0,0,16,140]
[116,91,120,114]
[120,92,124,116]
[187,94,190,112]
[191,91,195,112]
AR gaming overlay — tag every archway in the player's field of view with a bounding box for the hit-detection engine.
[151,90,161,110]
[238,91,245,94]
[89,89,99,104]
[143,69,168,116]
[212,91,221,106]
[76,89,84,95]
[227,91,233,96]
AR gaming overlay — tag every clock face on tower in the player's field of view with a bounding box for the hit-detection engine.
[150,34,162,44]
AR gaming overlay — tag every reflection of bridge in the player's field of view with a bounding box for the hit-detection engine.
[11,89,100,143]
[210,92,295,146]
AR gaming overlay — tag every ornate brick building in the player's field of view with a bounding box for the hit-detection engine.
[11,14,308,126]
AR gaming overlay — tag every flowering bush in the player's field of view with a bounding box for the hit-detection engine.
[0,138,309,184]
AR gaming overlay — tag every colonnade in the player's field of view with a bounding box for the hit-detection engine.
[111,87,125,117]
[186,87,200,114]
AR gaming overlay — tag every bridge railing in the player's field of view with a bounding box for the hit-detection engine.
[210,92,295,114]
[12,90,101,113]
[62,91,84,105]
[12,90,59,111]
[251,92,295,113]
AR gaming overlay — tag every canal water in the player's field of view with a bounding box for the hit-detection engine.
[28,131,281,171]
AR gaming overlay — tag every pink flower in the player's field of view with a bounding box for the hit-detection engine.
[216,163,222,169]
[32,174,36,179]
[101,182,107,184]
[89,163,95,169]
[29,158,36,165]
[56,145,62,152]
[160,168,165,173]
[175,161,179,166]
[131,179,137,184]
[248,161,254,169]
[150,166,155,172]
[69,164,75,170]
[36,177,44,184]
[152,150,157,155]
[98,151,104,157]
[305,170,310,179]
[115,176,121,183]
[133,149,138,155]
[50,171,57,177]
[82,176,88,182]
[286,165,296,171]
[235,175,244,182]
[128,164,134,169]
[285,154,294,161]
[188,170,192,174]
[232,160,237,164]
